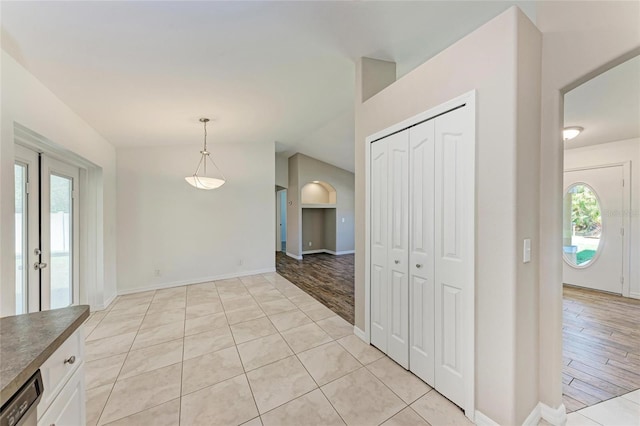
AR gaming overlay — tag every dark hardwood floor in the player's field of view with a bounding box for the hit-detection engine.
[562,285,640,412]
[276,251,354,324]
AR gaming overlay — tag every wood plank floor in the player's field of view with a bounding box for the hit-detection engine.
[275,251,354,324]
[563,285,640,412]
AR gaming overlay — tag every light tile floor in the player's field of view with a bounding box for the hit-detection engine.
[565,390,640,426]
[84,273,471,426]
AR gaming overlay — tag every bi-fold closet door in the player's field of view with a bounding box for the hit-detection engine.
[370,105,471,410]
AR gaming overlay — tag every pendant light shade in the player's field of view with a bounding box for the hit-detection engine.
[185,118,226,190]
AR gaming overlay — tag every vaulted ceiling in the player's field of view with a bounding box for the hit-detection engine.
[2,1,536,172]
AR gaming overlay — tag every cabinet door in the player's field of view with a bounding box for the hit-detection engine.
[386,131,410,368]
[434,106,472,409]
[370,139,389,352]
[38,365,86,426]
[408,119,435,385]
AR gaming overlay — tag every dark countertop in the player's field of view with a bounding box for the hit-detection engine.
[0,305,90,407]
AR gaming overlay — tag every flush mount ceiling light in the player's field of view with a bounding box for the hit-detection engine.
[563,126,584,141]
[185,118,226,190]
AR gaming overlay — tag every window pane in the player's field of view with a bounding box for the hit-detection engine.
[50,174,73,309]
[563,184,602,267]
[15,164,27,315]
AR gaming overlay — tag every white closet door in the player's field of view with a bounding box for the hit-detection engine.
[370,139,389,352]
[386,131,410,368]
[434,106,472,408]
[408,120,436,384]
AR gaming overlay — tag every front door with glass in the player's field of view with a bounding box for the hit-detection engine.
[563,165,624,294]
[14,146,80,313]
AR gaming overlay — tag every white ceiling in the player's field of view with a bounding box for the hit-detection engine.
[564,55,640,150]
[1,1,535,172]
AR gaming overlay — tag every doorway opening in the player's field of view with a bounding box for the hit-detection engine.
[278,188,287,252]
[560,54,640,413]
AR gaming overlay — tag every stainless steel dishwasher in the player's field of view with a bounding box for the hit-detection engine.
[0,370,43,426]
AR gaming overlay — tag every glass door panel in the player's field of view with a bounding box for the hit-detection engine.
[49,174,73,309]
[14,163,27,314]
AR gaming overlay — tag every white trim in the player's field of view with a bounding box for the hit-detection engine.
[116,267,277,296]
[522,404,541,426]
[364,90,476,419]
[563,161,631,297]
[301,249,355,256]
[95,292,117,311]
[286,252,303,260]
[540,402,567,426]
[474,411,499,426]
[353,326,367,342]
[327,250,355,255]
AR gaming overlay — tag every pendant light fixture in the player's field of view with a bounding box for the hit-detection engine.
[185,118,226,189]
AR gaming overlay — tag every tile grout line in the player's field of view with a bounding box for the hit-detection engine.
[178,285,189,426]
[220,279,263,422]
[93,289,156,426]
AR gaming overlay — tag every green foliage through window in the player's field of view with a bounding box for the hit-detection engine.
[569,185,601,236]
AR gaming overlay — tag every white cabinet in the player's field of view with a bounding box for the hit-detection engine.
[37,327,86,426]
[369,103,474,410]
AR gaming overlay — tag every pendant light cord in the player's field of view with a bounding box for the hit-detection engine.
[203,120,207,174]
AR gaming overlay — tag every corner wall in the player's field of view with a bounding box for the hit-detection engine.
[0,51,117,314]
[116,142,275,293]
[354,8,541,424]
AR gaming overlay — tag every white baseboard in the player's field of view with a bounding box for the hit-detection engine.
[326,249,355,255]
[522,404,541,426]
[630,291,640,300]
[117,267,276,296]
[540,402,567,426]
[93,292,117,311]
[301,249,355,256]
[474,410,500,426]
[302,249,326,255]
[353,326,367,342]
[475,402,563,426]
[286,252,303,260]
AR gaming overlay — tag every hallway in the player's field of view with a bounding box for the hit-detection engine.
[275,252,354,324]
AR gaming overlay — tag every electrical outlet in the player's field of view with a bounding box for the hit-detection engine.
[342,217,345,223]
[308,241,312,247]
[154,269,161,277]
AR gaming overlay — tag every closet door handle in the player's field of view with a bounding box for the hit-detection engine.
[394,260,400,265]
[416,264,422,268]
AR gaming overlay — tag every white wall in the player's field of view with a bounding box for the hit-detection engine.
[275,153,288,188]
[536,0,640,410]
[564,138,640,297]
[354,8,541,424]
[1,51,117,315]
[116,142,275,293]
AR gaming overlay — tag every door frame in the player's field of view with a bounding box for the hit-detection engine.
[363,90,476,419]
[14,145,40,313]
[563,161,631,297]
